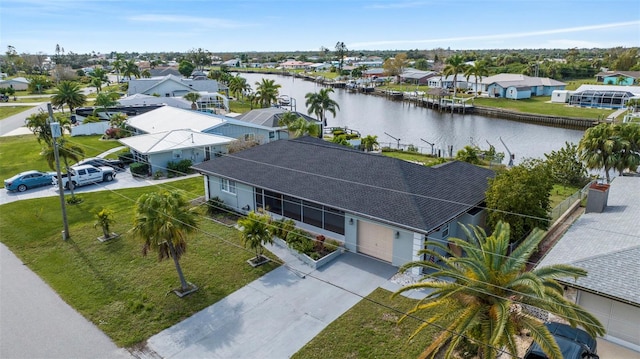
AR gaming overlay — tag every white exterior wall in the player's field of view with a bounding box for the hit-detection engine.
[411,233,425,275]
[70,122,109,136]
[207,124,272,144]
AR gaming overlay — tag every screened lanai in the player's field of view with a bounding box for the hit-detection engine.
[568,90,634,109]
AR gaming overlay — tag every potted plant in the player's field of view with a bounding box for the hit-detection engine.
[94,208,118,242]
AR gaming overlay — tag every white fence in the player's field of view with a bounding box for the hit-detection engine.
[70,122,109,137]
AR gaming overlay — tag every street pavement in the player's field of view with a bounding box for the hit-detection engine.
[0,102,48,136]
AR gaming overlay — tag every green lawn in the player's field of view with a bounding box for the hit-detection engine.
[473,97,614,120]
[381,150,445,166]
[0,135,124,188]
[550,184,581,208]
[0,105,34,120]
[0,177,279,346]
[293,288,437,358]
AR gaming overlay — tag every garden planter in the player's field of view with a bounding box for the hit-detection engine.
[247,255,270,267]
[273,236,344,269]
[97,233,120,242]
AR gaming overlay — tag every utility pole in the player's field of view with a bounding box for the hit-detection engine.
[48,103,70,240]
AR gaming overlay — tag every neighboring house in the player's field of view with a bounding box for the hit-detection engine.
[234,108,321,140]
[400,69,437,85]
[595,71,640,85]
[125,105,279,144]
[127,74,227,98]
[192,136,495,271]
[148,67,182,77]
[537,177,640,352]
[222,58,242,67]
[0,77,29,91]
[363,68,385,78]
[117,94,192,109]
[118,129,236,175]
[427,74,476,92]
[567,84,640,109]
[482,74,566,99]
[280,60,314,70]
[308,63,332,72]
[73,104,165,122]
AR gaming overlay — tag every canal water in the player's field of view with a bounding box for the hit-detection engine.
[237,73,585,164]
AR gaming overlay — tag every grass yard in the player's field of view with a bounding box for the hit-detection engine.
[0,105,34,120]
[473,96,614,120]
[550,184,581,208]
[293,288,438,358]
[381,150,445,166]
[0,135,124,188]
[0,177,279,346]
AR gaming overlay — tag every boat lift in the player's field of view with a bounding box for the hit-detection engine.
[384,132,401,149]
[499,137,514,167]
[420,138,435,156]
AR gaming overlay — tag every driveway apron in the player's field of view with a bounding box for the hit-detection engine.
[146,251,397,358]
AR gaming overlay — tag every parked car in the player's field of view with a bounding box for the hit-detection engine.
[76,157,126,171]
[524,322,598,359]
[52,164,116,189]
[4,170,55,192]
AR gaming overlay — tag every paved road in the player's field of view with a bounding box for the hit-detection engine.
[0,102,48,136]
[0,243,132,359]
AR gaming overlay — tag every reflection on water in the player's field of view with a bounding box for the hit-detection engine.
[238,73,585,163]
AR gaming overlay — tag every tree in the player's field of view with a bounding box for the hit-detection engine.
[183,92,201,110]
[51,81,86,113]
[141,69,151,78]
[361,135,379,152]
[228,74,250,100]
[464,60,489,96]
[112,53,125,83]
[27,75,52,94]
[132,191,199,295]
[335,41,348,73]
[42,137,84,198]
[94,91,120,114]
[485,159,553,242]
[89,67,108,93]
[178,60,195,77]
[254,78,281,108]
[283,116,321,138]
[187,48,212,71]
[443,54,469,97]
[455,145,481,164]
[613,123,640,176]
[25,112,70,147]
[578,123,619,183]
[394,221,605,359]
[237,210,274,264]
[122,59,140,80]
[94,208,116,240]
[544,142,589,187]
[383,53,408,80]
[304,88,340,126]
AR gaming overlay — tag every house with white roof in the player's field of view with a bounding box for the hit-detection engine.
[538,177,640,352]
[127,74,228,98]
[118,129,235,175]
[566,84,640,109]
[118,94,192,109]
[481,74,566,99]
[0,77,29,91]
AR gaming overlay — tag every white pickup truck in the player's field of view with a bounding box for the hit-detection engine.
[52,164,116,189]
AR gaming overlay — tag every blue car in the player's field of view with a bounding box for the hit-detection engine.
[4,170,55,192]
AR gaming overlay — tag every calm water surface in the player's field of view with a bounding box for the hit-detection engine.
[238,73,585,164]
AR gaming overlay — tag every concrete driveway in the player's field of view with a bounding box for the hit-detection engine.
[145,250,399,359]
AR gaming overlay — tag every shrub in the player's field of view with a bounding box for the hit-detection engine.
[166,159,193,177]
[272,217,296,240]
[407,144,419,153]
[206,196,229,216]
[287,228,314,255]
[129,162,149,177]
[118,151,134,164]
[324,239,342,253]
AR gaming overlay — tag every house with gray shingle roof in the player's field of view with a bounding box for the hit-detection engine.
[538,176,640,352]
[192,136,495,270]
[482,73,566,99]
[234,108,320,140]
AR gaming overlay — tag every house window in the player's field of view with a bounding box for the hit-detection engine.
[264,190,282,215]
[324,207,345,235]
[255,188,264,210]
[442,224,449,238]
[172,149,182,159]
[283,195,302,221]
[302,200,323,227]
[221,178,236,194]
[244,133,255,141]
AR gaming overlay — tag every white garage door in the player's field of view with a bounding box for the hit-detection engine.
[357,220,393,263]
[578,291,640,347]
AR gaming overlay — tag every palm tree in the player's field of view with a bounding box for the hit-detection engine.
[289,117,321,138]
[89,67,108,93]
[112,53,125,83]
[361,135,379,152]
[94,208,116,240]
[237,210,274,264]
[132,191,199,295]
[122,59,140,80]
[464,61,488,97]
[183,92,201,110]
[51,81,86,113]
[305,88,340,126]
[141,69,151,78]
[613,123,640,175]
[578,123,620,182]
[443,54,469,97]
[394,222,604,359]
[94,91,120,114]
[229,75,250,101]
[25,112,71,147]
[254,78,281,108]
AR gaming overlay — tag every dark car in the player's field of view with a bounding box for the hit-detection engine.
[525,322,598,359]
[4,170,55,192]
[76,157,126,171]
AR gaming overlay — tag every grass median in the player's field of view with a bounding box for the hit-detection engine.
[0,176,279,346]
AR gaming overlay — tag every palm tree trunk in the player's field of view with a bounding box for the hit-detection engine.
[166,239,189,291]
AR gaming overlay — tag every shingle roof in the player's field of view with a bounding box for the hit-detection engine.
[118,129,235,154]
[482,73,565,87]
[192,137,495,233]
[126,106,226,133]
[538,176,640,305]
[235,108,319,128]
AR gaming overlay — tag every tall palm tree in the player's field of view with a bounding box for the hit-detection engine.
[237,210,274,263]
[89,67,108,93]
[25,112,71,147]
[141,69,152,78]
[51,81,86,113]
[578,123,620,182]
[443,54,469,97]
[183,92,201,110]
[229,75,250,100]
[361,135,379,152]
[122,59,140,80]
[464,61,489,97]
[613,123,640,175]
[94,91,120,115]
[254,78,281,108]
[112,53,125,83]
[394,222,604,359]
[305,88,340,126]
[132,191,199,294]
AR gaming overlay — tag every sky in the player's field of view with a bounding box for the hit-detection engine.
[1,0,639,55]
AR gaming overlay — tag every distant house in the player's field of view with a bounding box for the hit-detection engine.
[538,177,640,352]
[595,71,640,85]
[117,94,192,110]
[0,77,29,91]
[222,58,242,67]
[567,84,640,109]
[118,129,235,175]
[234,107,321,140]
[280,60,314,70]
[127,74,227,98]
[400,69,437,85]
[148,67,182,77]
[482,74,566,99]
[427,74,473,91]
[192,136,495,270]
